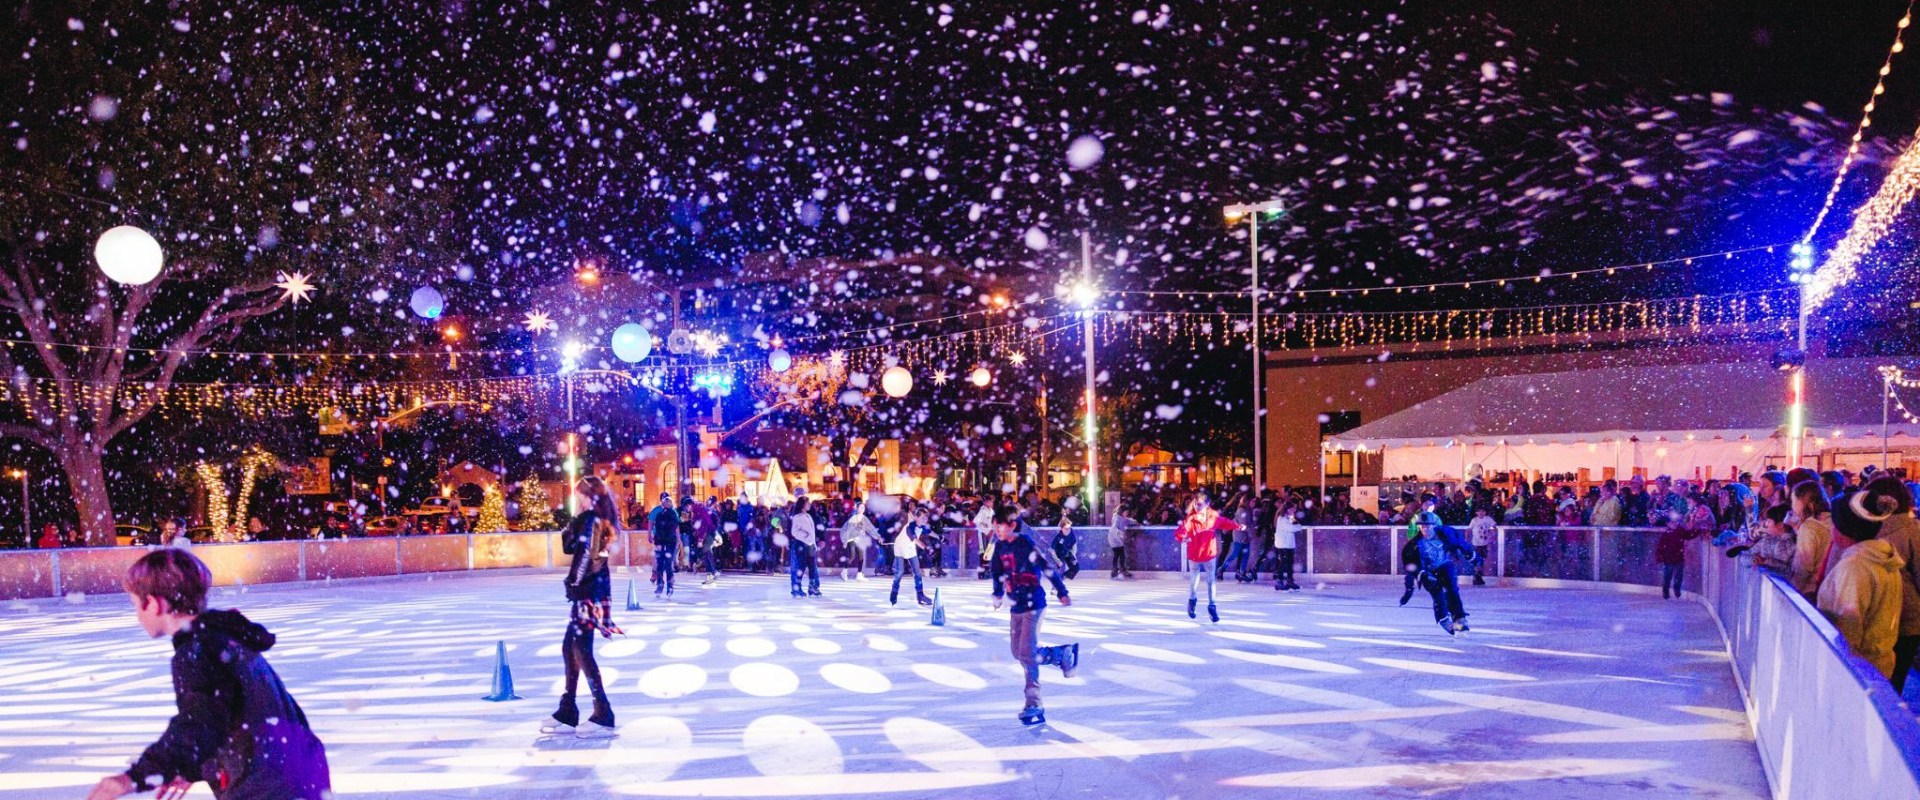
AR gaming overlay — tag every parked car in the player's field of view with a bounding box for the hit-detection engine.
[365,516,406,537]
[115,524,154,547]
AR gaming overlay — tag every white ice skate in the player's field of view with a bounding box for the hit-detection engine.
[576,720,618,739]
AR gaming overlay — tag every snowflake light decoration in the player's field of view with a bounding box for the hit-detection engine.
[274,271,316,305]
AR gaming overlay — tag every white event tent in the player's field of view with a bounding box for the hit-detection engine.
[1325,358,1920,484]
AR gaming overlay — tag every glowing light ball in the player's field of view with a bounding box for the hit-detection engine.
[768,348,793,373]
[94,225,164,285]
[969,367,992,387]
[881,366,913,398]
[409,286,445,319]
[610,323,653,363]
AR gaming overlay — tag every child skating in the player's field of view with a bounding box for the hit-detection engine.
[1175,492,1239,622]
[88,549,331,800]
[1410,511,1478,635]
[544,477,624,738]
[789,497,822,598]
[892,507,934,606]
[989,506,1079,726]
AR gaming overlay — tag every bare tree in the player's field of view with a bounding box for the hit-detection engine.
[0,5,408,544]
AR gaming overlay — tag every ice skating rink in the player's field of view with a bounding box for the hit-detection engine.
[0,570,1768,799]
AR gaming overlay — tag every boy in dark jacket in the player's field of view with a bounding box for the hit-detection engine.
[990,507,1079,726]
[650,493,680,598]
[90,549,329,800]
[1410,512,1478,635]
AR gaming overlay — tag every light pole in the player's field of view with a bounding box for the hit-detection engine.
[1224,199,1285,492]
[1071,232,1102,518]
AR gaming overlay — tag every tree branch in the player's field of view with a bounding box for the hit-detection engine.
[0,420,52,450]
[104,283,284,440]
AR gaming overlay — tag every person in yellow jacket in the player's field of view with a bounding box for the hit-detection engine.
[1820,487,1908,680]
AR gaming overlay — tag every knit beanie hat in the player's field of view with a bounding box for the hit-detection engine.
[1832,488,1897,543]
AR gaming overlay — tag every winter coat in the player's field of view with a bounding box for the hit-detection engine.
[127,610,330,800]
[1590,495,1623,527]
[648,504,680,548]
[1411,526,1475,571]
[1816,538,1907,680]
[1622,491,1651,527]
[1175,511,1238,562]
[562,509,612,603]
[1654,524,1699,566]
[843,513,876,548]
[990,526,1070,614]
[1273,515,1302,550]
[1875,512,1920,638]
[790,510,817,548]
[1107,514,1135,548]
[1523,494,1556,526]
[1789,514,1836,597]
[1051,526,1078,562]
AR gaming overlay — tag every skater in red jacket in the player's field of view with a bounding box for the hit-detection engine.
[1175,493,1240,623]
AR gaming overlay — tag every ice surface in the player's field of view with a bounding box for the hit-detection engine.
[0,572,1766,798]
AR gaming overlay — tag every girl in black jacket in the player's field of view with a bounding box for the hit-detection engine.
[544,477,623,738]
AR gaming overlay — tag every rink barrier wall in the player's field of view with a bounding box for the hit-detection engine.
[1697,542,1920,800]
[0,524,1677,600]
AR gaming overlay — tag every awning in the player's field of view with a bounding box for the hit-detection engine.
[1327,357,1920,450]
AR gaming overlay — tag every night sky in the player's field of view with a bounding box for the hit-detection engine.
[1,0,1917,525]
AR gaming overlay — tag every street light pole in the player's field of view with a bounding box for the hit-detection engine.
[1079,231,1100,519]
[1224,199,1284,492]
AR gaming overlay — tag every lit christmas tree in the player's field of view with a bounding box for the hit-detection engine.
[475,483,509,533]
[514,476,558,531]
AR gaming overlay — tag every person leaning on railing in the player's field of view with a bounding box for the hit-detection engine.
[1818,486,1905,682]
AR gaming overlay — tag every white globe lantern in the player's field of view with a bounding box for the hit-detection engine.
[94,225,164,286]
[881,366,914,398]
[768,348,793,373]
[610,323,653,363]
[409,286,445,319]
[969,367,992,387]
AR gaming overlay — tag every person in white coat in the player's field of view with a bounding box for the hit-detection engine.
[973,499,997,579]
[1820,487,1907,680]
[891,507,934,606]
[788,498,821,598]
[1273,506,1303,591]
[842,505,877,581]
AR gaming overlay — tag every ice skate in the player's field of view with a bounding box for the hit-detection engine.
[1438,616,1457,636]
[575,720,618,739]
[1187,598,1197,619]
[539,720,575,736]
[916,592,933,607]
[1058,642,1080,678]
[1018,706,1046,726]
[1207,603,1219,623]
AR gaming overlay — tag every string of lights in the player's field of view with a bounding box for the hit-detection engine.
[1802,3,1916,247]
[1092,243,1785,302]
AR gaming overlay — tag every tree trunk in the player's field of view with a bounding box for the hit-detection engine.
[62,446,116,547]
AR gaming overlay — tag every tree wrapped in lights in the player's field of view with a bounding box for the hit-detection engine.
[475,483,509,533]
[514,477,558,531]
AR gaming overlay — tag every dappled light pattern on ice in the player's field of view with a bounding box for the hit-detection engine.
[0,572,1767,798]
